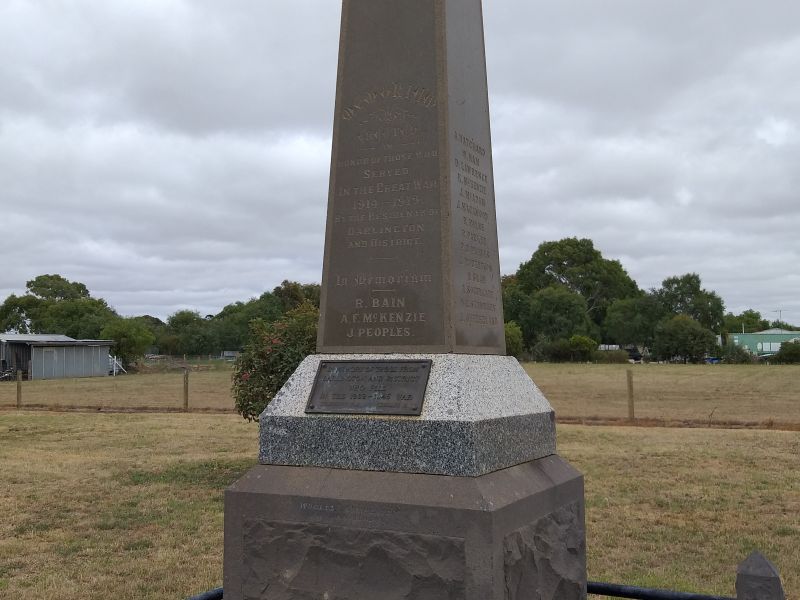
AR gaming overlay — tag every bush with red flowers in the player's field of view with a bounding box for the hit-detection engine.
[232,301,318,421]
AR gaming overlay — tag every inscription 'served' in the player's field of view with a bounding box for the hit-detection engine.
[306,360,432,415]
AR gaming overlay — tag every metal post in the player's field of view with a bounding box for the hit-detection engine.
[16,370,22,409]
[183,369,190,412]
[588,581,733,600]
[626,369,635,421]
[186,588,223,600]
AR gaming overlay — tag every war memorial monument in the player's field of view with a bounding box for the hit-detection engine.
[224,1,587,597]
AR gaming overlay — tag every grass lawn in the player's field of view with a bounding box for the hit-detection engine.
[1,413,797,599]
[526,362,800,425]
[2,363,799,430]
[0,370,235,412]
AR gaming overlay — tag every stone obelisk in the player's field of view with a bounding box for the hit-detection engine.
[224,2,586,598]
[317,0,505,355]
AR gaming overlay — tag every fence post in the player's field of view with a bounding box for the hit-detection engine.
[736,551,785,599]
[16,370,22,409]
[626,369,635,421]
[183,369,190,412]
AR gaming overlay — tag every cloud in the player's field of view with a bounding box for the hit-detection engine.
[1,0,799,325]
[487,0,800,322]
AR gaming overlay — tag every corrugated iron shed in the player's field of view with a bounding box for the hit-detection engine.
[0,333,76,343]
[1,334,114,379]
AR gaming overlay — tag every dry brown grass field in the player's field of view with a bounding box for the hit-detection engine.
[0,370,235,412]
[2,363,798,428]
[526,363,800,425]
[0,413,797,599]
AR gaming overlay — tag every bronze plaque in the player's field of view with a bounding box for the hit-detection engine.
[306,360,431,416]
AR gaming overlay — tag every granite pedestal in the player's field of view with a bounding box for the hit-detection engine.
[260,354,555,477]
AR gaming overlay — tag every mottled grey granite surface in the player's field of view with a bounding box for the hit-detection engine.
[259,354,556,477]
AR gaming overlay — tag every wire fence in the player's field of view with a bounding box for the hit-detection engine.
[525,363,800,428]
[0,360,235,412]
[1,361,799,429]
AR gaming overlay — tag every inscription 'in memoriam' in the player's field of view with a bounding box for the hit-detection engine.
[306,360,431,416]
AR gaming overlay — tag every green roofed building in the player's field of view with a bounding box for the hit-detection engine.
[729,329,800,357]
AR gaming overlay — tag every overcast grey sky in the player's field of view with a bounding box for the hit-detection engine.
[2,1,798,325]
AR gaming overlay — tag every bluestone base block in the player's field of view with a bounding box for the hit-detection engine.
[224,455,586,600]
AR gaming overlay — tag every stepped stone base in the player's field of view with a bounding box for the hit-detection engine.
[223,455,585,600]
[260,353,556,477]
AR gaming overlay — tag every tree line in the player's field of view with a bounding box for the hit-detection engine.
[0,274,319,366]
[502,238,797,362]
[1,239,796,366]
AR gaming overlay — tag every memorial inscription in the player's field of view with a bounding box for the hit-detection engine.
[450,129,503,348]
[321,82,443,349]
[316,0,505,355]
[442,0,505,352]
[318,1,446,352]
[306,360,431,416]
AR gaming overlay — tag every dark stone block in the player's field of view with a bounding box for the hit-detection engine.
[242,520,465,600]
[503,503,585,600]
[224,455,586,600]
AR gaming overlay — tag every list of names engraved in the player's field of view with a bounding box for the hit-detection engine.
[450,129,504,349]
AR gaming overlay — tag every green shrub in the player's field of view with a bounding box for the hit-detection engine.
[100,317,155,367]
[536,339,570,362]
[770,340,800,364]
[653,315,717,363]
[536,335,598,362]
[232,301,319,421]
[504,321,524,358]
[568,335,597,362]
[721,344,754,364]
[591,349,630,364]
